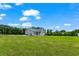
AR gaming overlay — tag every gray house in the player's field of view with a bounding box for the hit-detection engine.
[25,27,45,36]
[77,33,79,36]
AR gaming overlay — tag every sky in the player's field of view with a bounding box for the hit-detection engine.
[0,3,79,31]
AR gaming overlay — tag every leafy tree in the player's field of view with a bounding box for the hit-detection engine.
[60,30,66,32]
[46,29,52,35]
[0,24,26,35]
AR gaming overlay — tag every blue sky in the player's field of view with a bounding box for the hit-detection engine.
[0,3,79,31]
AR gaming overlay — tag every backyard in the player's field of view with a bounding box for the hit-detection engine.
[0,35,79,56]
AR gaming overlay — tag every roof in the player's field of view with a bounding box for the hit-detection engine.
[26,27,45,32]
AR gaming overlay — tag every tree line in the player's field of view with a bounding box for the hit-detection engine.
[45,29,79,36]
[0,24,26,35]
[0,24,79,36]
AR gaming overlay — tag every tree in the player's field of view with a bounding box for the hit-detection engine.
[46,29,52,35]
[60,30,66,32]
[0,24,27,35]
[70,29,79,36]
[55,30,59,33]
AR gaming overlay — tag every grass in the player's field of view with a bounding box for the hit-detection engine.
[0,35,79,56]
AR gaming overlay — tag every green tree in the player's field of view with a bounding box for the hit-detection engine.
[60,30,66,32]
[46,29,52,35]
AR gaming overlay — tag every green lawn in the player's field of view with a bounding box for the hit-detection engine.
[0,35,79,56]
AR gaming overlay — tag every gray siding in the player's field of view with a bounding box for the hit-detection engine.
[25,28,45,36]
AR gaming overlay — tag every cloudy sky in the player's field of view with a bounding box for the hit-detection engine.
[0,3,79,31]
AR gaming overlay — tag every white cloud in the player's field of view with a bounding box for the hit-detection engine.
[0,3,12,10]
[0,14,6,17]
[23,9,40,16]
[64,24,71,26]
[22,9,41,20]
[0,17,2,20]
[36,16,41,20]
[0,13,6,20]
[8,23,20,27]
[15,3,23,6]
[22,22,32,27]
[55,26,60,28]
[19,17,29,21]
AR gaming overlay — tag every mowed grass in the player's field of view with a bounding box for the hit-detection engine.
[0,35,79,56]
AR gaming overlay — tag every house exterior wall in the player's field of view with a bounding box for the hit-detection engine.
[25,28,45,36]
[39,30,45,36]
[77,33,79,36]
